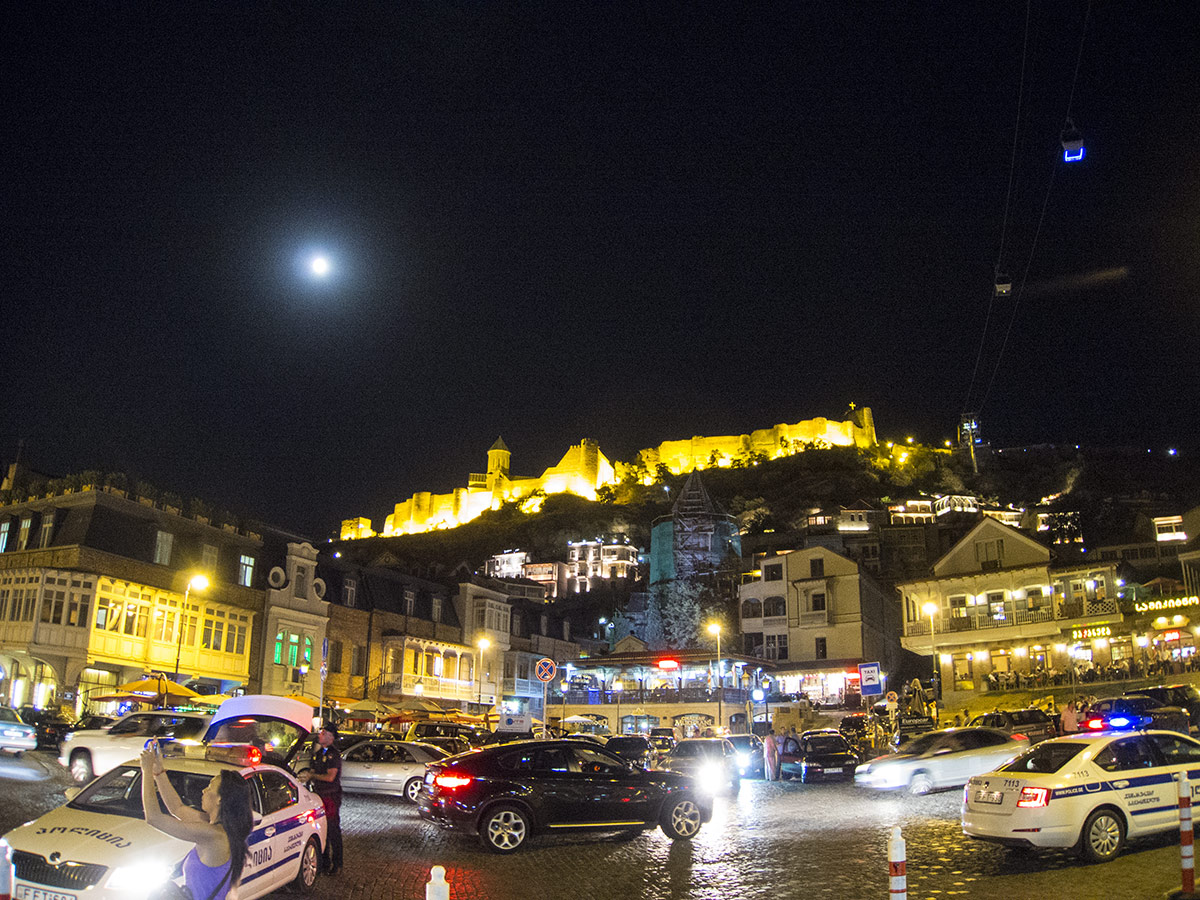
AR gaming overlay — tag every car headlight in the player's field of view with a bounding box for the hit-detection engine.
[695,762,724,793]
[736,752,751,768]
[107,861,175,894]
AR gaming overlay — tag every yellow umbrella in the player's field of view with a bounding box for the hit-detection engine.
[193,694,235,707]
[116,677,199,699]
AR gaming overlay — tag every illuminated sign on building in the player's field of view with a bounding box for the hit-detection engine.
[1162,631,1182,641]
[657,659,680,670]
[1071,626,1112,642]
[1134,596,1200,613]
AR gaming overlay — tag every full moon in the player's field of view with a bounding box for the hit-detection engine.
[310,255,331,277]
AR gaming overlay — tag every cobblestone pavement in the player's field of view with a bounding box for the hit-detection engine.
[0,753,1187,900]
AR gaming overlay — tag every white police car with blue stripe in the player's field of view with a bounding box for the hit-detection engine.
[963,729,1200,862]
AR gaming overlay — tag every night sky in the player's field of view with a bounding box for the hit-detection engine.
[4,3,1198,537]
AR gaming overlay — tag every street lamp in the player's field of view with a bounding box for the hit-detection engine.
[476,637,490,710]
[922,602,940,707]
[612,681,623,735]
[174,574,210,678]
[707,622,722,731]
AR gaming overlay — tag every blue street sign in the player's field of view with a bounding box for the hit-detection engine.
[322,636,329,663]
[858,662,883,696]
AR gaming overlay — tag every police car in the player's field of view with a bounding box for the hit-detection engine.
[962,729,1200,863]
[5,742,326,899]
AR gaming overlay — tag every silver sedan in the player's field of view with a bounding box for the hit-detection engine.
[308,739,448,802]
[855,727,1028,795]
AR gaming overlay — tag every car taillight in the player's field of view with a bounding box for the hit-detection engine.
[1010,733,1027,742]
[434,773,473,790]
[1016,786,1050,808]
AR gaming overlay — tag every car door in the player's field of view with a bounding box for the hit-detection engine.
[1091,735,1175,835]
[100,713,156,773]
[244,770,304,894]
[568,745,658,825]
[500,745,581,825]
[340,740,383,793]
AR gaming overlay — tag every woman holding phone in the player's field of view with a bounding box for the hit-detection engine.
[139,741,254,900]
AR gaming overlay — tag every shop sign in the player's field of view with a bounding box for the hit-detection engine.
[1162,631,1182,641]
[1071,625,1112,641]
[1134,596,1200,613]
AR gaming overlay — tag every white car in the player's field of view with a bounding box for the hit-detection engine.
[59,710,212,783]
[855,727,1028,794]
[963,729,1200,862]
[6,743,327,899]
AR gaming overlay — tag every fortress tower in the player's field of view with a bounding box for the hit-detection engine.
[486,436,511,489]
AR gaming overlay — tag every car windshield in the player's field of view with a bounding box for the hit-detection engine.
[69,765,215,819]
[999,742,1088,774]
[208,716,307,757]
[896,732,943,755]
[672,741,723,759]
[607,738,647,752]
[803,736,848,754]
[0,708,22,724]
[727,736,757,749]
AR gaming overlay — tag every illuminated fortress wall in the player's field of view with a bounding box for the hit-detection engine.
[340,409,875,539]
[625,406,877,476]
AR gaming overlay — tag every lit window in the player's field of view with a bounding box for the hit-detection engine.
[154,531,174,566]
[39,514,55,549]
[238,555,255,588]
[344,578,357,608]
[288,633,299,667]
[0,521,9,552]
[274,630,285,665]
[17,516,32,550]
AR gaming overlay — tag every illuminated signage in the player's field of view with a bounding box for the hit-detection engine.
[1071,626,1112,641]
[1134,596,1200,613]
[1162,631,1182,641]
[657,659,680,670]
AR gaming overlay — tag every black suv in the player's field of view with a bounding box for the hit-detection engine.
[418,738,712,852]
[1127,684,1200,733]
[606,735,655,769]
[967,708,1056,743]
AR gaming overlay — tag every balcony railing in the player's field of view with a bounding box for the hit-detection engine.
[799,611,828,627]
[560,687,751,705]
[907,598,1120,638]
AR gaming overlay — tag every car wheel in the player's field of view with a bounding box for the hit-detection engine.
[1078,808,1125,863]
[12,751,23,759]
[403,777,423,804]
[479,804,529,854]
[660,794,703,841]
[908,771,934,795]
[69,751,94,784]
[292,837,320,892]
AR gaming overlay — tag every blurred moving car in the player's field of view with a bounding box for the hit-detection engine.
[418,739,711,853]
[660,738,741,795]
[72,715,116,732]
[779,729,860,782]
[17,707,72,750]
[606,735,656,769]
[964,730,1200,862]
[59,711,212,783]
[0,707,38,756]
[967,708,1057,744]
[297,738,448,802]
[1126,684,1200,733]
[6,742,327,898]
[854,727,1028,794]
[1081,695,1189,736]
[726,733,765,778]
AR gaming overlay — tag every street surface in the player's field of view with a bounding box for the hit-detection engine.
[0,750,1187,900]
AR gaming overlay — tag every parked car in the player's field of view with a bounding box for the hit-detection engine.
[606,735,655,769]
[418,735,472,756]
[967,707,1057,744]
[17,707,73,750]
[418,738,712,852]
[660,738,741,795]
[1128,684,1200,733]
[854,727,1028,795]
[59,710,212,783]
[964,730,1200,862]
[648,729,677,766]
[404,721,484,746]
[726,733,765,778]
[297,738,448,802]
[779,729,860,782]
[1081,695,1189,736]
[71,715,116,732]
[0,707,38,756]
[839,713,874,747]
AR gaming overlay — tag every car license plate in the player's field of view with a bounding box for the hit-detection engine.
[825,767,842,774]
[17,885,78,900]
[975,790,1003,805]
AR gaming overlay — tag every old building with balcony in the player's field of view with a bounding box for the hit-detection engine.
[897,518,1121,703]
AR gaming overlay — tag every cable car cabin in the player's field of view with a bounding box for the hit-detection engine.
[994,273,1012,297]
[1061,119,1085,162]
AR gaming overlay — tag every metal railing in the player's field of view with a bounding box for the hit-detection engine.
[906,599,1119,637]
[560,687,751,705]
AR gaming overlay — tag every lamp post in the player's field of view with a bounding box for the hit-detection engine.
[707,622,722,731]
[174,574,210,678]
[612,681,623,735]
[922,602,940,710]
[476,637,490,711]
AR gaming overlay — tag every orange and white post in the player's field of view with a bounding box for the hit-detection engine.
[1180,772,1195,896]
[888,825,907,900]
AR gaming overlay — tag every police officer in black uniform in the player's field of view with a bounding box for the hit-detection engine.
[300,722,343,875]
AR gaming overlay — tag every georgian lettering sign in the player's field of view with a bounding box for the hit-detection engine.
[1071,625,1112,641]
[1134,596,1199,613]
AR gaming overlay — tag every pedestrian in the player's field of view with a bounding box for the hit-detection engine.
[763,729,780,781]
[139,741,252,900]
[1060,700,1079,734]
[300,722,344,875]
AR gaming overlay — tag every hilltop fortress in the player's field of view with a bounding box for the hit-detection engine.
[340,407,876,539]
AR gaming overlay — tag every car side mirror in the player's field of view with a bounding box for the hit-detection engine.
[252,811,263,826]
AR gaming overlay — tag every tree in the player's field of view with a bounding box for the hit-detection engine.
[655,580,703,649]
[641,590,667,649]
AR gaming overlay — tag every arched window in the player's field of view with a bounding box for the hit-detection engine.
[303,636,313,665]
[274,630,285,665]
[762,596,786,618]
[287,633,299,667]
[741,599,763,619]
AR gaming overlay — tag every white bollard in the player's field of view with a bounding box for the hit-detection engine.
[1180,772,1194,896]
[887,826,906,900]
[426,864,449,900]
[0,838,11,900]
